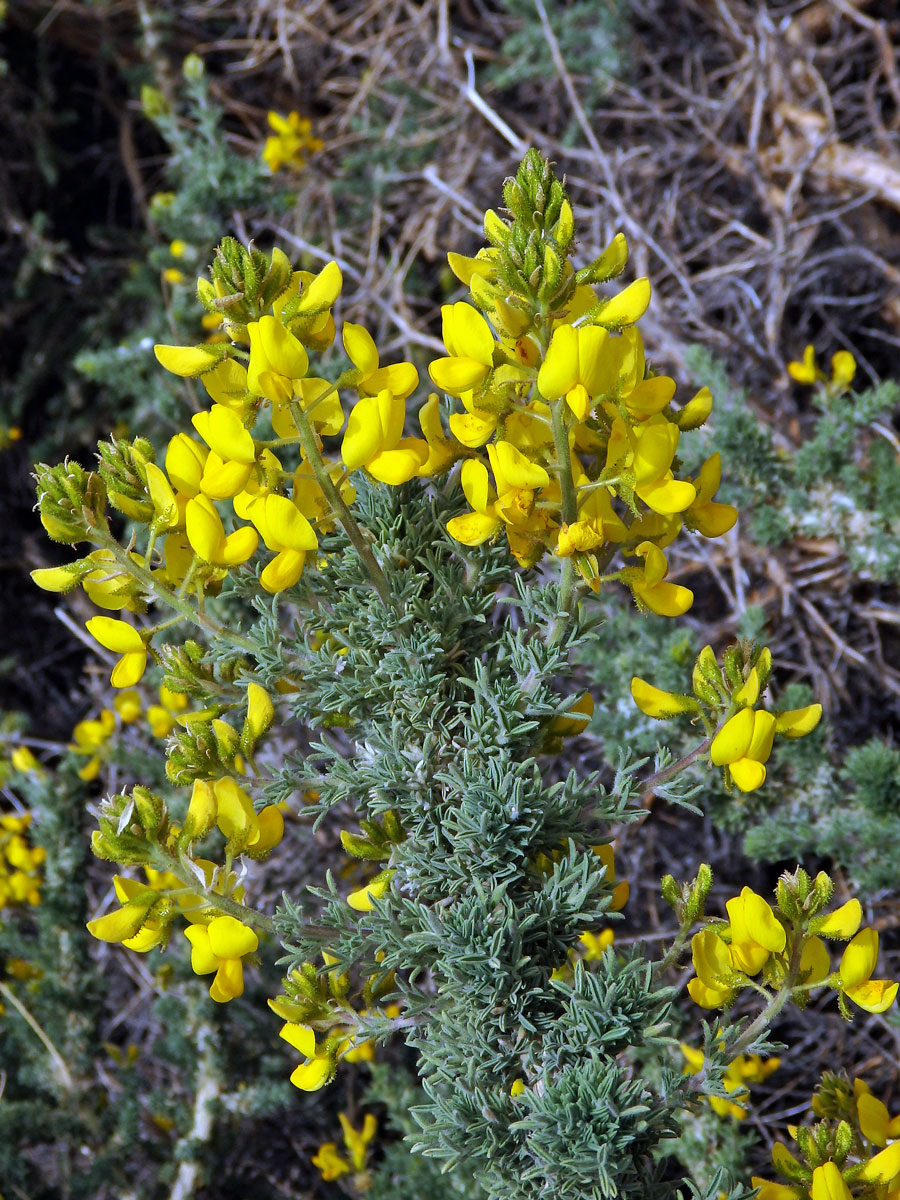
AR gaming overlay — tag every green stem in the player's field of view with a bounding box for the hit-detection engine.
[640,738,711,799]
[287,400,392,606]
[654,922,692,978]
[726,932,804,1060]
[152,850,275,935]
[550,398,578,527]
[92,529,257,655]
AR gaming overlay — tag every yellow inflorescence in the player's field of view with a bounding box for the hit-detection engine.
[753,1075,900,1200]
[262,111,324,174]
[0,813,45,909]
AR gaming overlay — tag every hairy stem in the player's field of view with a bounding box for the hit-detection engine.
[92,529,257,655]
[288,400,392,606]
[153,850,276,934]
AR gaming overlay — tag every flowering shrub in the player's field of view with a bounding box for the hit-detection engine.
[27,151,895,1198]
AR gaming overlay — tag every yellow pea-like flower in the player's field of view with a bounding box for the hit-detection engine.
[85,617,148,688]
[247,493,318,593]
[811,1163,852,1200]
[428,303,495,396]
[774,704,823,738]
[343,322,418,400]
[839,928,898,1013]
[184,915,259,1002]
[594,277,651,328]
[817,899,861,939]
[631,542,693,618]
[630,678,696,719]
[247,315,309,403]
[145,462,180,530]
[446,459,501,546]
[725,886,786,975]
[859,1142,900,1185]
[165,433,208,497]
[710,708,777,793]
[342,388,428,484]
[185,496,258,567]
[154,344,223,377]
[201,358,249,411]
[688,453,737,538]
[538,324,611,419]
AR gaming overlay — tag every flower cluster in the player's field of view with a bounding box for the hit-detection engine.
[84,683,283,1002]
[311,1111,378,1185]
[0,813,44,909]
[262,111,324,173]
[271,954,402,1092]
[754,1073,900,1200]
[632,640,822,792]
[427,158,735,612]
[687,872,897,1017]
[68,685,191,781]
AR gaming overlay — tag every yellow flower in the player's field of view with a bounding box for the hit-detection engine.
[262,110,323,173]
[147,685,190,738]
[343,322,419,400]
[70,708,116,780]
[247,315,309,406]
[724,886,786,975]
[185,496,258,567]
[816,899,861,939]
[280,1021,336,1090]
[416,394,458,475]
[446,459,502,546]
[243,683,275,748]
[680,1043,779,1120]
[191,406,257,500]
[592,843,629,911]
[839,928,898,1013]
[750,1179,803,1200]
[429,303,496,396]
[538,324,613,420]
[579,929,614,959]
[710,701,822,793]
[85,617,148,688]
[347,869,394,912]
[245,493,318,593]
[688,927,738,1008]
[184,915,259,1002]
[859,1142,900,1186]
[630,542,693,617]
[787,345,856,390]
[87,879,158,946]
[10,746,42,775]
[607,415,696,516]
[342,388,428,484]
[311,1142,349,1181]
[811,1163,852,1200]
[630,677,696,719]
[710,708,777,792]
[858,1091,900,1147]
[687,454,737,538]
